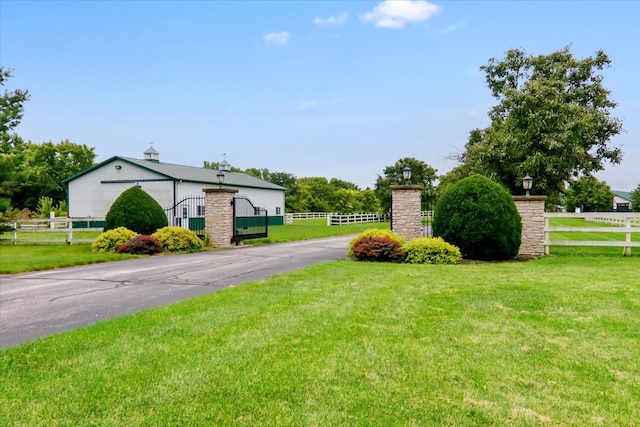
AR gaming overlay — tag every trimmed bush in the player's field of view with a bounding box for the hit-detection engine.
[403,237,462,265]
[351,236,406,263]
[116,234,163,255]
[348,228,405,257]
[92,227,138,253]
[105,186,168,235]
[152,226,204,253]
[432,174,522,260]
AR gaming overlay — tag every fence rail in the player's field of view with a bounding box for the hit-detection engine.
[327,213,390,226]
[0,217,105,245]
[544,212,640,256]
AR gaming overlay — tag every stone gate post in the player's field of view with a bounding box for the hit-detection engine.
[203,188,238,248]
[513,195,547,257]
[390,185,423,242]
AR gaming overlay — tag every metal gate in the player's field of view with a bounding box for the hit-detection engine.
[233,196,268,242]
[164,196,206,236]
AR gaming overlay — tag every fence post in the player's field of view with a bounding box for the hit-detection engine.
[67,220,73,245]
[12,221,17,244]
[50,211,55,229]
[544,215,550,255]
[624,218,631,256]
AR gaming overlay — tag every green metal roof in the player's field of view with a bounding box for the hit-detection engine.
[62,156,286,191]
[613,191,632,201]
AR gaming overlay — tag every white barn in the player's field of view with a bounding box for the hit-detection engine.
[62,148,286,225]
[613,191,632,212]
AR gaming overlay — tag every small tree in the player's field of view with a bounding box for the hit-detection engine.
[433,174,521,260]
[105,186,168,234]
[631,185,640,212]
[564,176,614,212]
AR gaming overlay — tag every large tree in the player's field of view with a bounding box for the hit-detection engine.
[374,157,438,212]
[458,47,623,204]
[563,176,614,212]
[0,68,30,210]
[0,67,30,149]
[16,140,96,210]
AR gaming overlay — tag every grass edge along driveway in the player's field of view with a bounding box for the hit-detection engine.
[2,255,639,426]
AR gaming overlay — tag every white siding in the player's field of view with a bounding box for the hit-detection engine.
[67,159,285,220]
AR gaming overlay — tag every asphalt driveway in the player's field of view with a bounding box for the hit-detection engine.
[0,235,353,349]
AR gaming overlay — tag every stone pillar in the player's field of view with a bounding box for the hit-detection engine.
[513,195,547,257]
[203,188,238,248]
[391,185,423,242]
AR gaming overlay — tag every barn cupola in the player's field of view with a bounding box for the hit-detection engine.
[220,160,231,171]
[144,145,160,162]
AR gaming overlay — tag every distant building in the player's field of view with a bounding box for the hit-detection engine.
[62,148,286,225]
[612,191,632,212]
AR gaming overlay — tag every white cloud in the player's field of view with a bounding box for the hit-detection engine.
[360,0,441,29]
[263,31,291,46]
[440,18,469,34]
[296,100,318,110]
[314,13,348,26]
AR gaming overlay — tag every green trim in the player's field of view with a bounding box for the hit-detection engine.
[268,216,284,226]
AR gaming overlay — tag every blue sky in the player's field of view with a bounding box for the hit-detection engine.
[2,0,638,191]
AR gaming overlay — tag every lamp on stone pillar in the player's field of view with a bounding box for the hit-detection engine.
[217,172,225,188]
[523,174,533,196]
[402,167,412,185]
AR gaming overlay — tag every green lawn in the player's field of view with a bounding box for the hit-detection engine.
[0,244,144,274]
[2,256,639,426]
[246,219,389,244]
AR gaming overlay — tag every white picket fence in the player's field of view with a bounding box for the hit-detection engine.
[544,212,640,255]
[1,217,105,245]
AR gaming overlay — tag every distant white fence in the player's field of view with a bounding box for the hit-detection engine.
[327,213,390,226]
[586,215,640,227]
[544,212,640,256]
[1,217,105,245]
[285,211,433,226]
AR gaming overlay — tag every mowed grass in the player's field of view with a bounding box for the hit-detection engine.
[0,243,143,274]
[549,217,640,243]
[246,219,389,244]
[1,256,639,426]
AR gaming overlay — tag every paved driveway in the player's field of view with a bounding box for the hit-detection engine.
[0,235,353,349]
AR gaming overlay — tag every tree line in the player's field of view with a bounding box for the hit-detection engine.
[3,45,640,222]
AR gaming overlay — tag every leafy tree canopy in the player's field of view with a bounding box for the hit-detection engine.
[631,184,640,212]
[0,67,30,150]
[374,157,438,212]
[455,46,623,205]
[14,140,96,210]
[563,176,613,212]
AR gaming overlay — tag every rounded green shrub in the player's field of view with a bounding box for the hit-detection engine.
[152,226,204,253]
[432,174,522,260]
[92,227,137,253]
[116,234,163,255]
[351,235,406,263]
[403,237,462,265]
[348,228,405,257]
[105,186,168,235]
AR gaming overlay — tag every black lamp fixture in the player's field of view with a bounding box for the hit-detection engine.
[402,166,412,184]
[523,174,533,196]
[217,172,225,188]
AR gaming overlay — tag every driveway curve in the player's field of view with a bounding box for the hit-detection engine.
[0,235,353,349]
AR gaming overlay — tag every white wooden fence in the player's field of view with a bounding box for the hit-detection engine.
[326,213,390,226]
[544,212,640,256]
[0,217,105,245]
